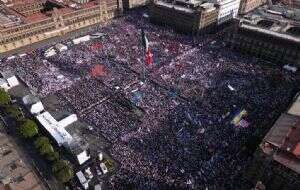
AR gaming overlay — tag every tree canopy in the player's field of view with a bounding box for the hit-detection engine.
[52,160,74,183]
[18,119,38,138]
[0,89,11,106]
[34,136,50,149]
[5,105,23,120]
[46,151,59,162]
[34,136,55,155]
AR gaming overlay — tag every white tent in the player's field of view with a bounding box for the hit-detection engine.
[72,35,90,44]
[22,94,44,115]
[76,171,89,190]
[36,112,73,146]
[30,102,44,115]
[44,47,57,57]
[6,75,19,88]
[0,71,19,90]
[58,114,78,128]
[77,150,91,165]
[55,43,68,52]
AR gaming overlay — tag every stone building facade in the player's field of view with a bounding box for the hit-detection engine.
[149,0,219,34]
[239,0,266,14]
[0,0,123,53]
[208,0,241,24]
[227,5,300,65]
[122,0,148,9]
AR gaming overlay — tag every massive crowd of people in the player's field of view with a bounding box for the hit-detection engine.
[0,10,299,190]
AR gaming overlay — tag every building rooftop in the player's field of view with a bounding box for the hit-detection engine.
[4,0,45,6]
[0,5,22,29]
[154,0,216,13]
[36,111,74,146]
[239,4,300,42]
[260,92,300,175]
[0,0,103,29]
[0,132,45,190]
[23,13,49,23]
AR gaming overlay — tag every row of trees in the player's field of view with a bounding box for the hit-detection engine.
[0,89,73,183]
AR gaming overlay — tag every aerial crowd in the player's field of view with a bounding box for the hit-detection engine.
[0,10,299,190]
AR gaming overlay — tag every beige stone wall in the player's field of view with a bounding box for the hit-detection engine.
[12,2,45,16]
[239,0,266,14]
[227,29,300,65]
[149,2,207,33]
[199,8,219,29]
[126,0,148,9]
[0,1,121,53]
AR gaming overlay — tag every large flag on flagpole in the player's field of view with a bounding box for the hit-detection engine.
[146,50,153,65]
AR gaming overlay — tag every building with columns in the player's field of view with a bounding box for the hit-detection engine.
[208,0,241,24]
[239,0,267,14]
[0,0,123,53]
[227,4,300,66]
[149,0,220,34]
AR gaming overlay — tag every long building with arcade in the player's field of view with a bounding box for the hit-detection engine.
[0,0,123,53]
[227,4,300,65]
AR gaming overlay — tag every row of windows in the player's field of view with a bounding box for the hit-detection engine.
[0,8,119,49]
[2,19,53,36]
[62,3,117,20]
[244,0,263,12]
[65,14,100,26]
[231,38,299,57]
[1,26,55,44]
[2,7,114,38]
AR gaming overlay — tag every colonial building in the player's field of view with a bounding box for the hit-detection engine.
[239,0,266,14]
[227,4,300,66]
[280,0,300,8]
[0,0,123,53]
[122,0,148,9]
[208,0,241,24]
[149,0,220,34]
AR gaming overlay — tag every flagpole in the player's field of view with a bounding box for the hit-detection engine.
[142,58,146,82]
[141,28,147,83]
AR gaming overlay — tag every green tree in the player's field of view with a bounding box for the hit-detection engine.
[39,143,54,155]
[46,151,59,162]
[52,160,74,183]
[0,89,11,106]
[34,136,50,149]
[34,136,54,155]
[5,105,23,120]
[18,119,38,138]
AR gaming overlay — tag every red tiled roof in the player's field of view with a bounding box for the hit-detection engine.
[81,1,98,8]
[10,0,46,6]
[24,13,49,23]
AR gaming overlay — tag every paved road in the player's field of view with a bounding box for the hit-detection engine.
[0,114,64,190]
